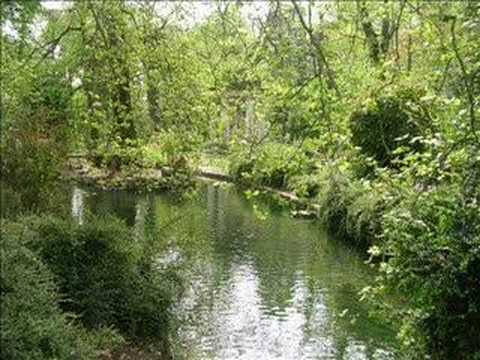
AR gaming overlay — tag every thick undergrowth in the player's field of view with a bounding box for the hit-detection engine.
[1,215,181,359]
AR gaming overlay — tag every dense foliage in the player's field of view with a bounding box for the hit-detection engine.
[1,215,179,359]
[1,0,479,358]
[1,232,98,360]
[350,88,429,169]
[378,184,480,358]
[24,216,176,340]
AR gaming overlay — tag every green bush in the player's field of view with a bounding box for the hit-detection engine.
[255,143,313,188]
[88,143,146,170]
[315,165,384,248]
[350,88,429,168]
[0,117,66,213]
[371,185,480,358]
[229,142,314,189]
[88,130,197,176]
[228,146,256,183]
[288,173,321,198]
[1,64,72,213]
[19,215,178,342]
[0,230,96,360]
[154,129,197,168]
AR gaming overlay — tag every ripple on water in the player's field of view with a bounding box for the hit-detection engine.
[71,185,398,360]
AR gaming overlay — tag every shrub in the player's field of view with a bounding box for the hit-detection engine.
[155,130,197,168]
[88,143,146,171]
[0,182,72,220]
[0,118,66,213]
[228,142,314,189]
[19,215,178,342]
[255,143,313,188]
[350,88,430,168]
[315,165,384,248]
[88,130,197,176]
[288,173,321,198]
[0,230,96,360]
[227,146,256,183]
[371,184,480,358]
[1,65,71,212]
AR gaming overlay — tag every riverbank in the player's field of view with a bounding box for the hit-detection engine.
[64,156,193,192]
[65,155,321,219]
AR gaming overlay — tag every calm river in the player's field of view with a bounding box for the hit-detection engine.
[71,183,397,360]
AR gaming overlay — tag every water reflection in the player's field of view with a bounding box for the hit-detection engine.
[70,184,397,359]
[71,187,86,224]
[134,197,149,240]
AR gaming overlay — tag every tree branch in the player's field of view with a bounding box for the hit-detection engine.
[291,0,341,98]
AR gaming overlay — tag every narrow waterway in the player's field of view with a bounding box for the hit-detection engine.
[72,183,397,360]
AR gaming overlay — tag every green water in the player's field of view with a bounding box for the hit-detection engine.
[71,183,397,359]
